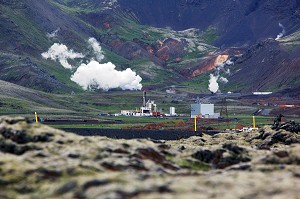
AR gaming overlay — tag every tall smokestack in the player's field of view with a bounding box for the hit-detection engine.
[143,91,146,107]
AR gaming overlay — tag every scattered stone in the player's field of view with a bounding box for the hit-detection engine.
[192,149,215,163]
[68,153,80,159]
[55,181,78,195]
[274,150,289,158]
[0,117,299,198]
[222,143,246,154]
[179,145,186,151]
[135,148,166,163]
[0,140,33,155]
[82,179,109,191]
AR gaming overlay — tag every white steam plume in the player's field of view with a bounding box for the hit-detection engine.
[41,43,84,69]
[207,57,233,93]
[71,61,142,91]
[42,38,143,90]
[208,74,219,93]
[219,77,228,83]
[88,37,104,62]
[46,28,60,39]
[275,23,286,40]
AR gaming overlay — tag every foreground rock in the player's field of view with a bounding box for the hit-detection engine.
[0,117,299,199]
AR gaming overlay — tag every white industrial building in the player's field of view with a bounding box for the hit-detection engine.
[191,103,220,118]
[121,99,155,117]
[170,107,176,116]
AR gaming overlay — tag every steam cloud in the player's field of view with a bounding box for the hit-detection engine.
[46,28,60,39]
[71,61,142,91]
[219,77,229,83]
[42,38,143,91]
[41,43,84,69]
[208,58,232,93]
[88,38,104,62]
[208,74,219,93]
[275,23,286,40]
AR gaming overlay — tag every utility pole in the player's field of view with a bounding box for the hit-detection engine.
[220,98,228,120]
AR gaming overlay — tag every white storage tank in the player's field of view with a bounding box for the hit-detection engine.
[170,107,176,116]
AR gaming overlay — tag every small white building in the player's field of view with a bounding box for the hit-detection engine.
[191,103,219,118]
[170,107,176,116]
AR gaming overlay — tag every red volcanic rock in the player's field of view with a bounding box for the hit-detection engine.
[146,46,155,54]
[190,54,229,78]
[103,21,111,29]
[110,39,124,48]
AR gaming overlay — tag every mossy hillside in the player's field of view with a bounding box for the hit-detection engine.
[1,0,220,94]
[48,0,103,13]
[0,5,51,54]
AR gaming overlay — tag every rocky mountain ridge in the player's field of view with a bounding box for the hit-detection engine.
[0,0,299,93]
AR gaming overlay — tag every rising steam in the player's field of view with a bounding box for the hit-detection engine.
[42,38,143,91]
[208,74,219,93]
[208,57,232,93]
[41,43,84,69]
[219,77,228,83]
[88,37,104,62]
[46,28,60,39]
[275,23,286,40]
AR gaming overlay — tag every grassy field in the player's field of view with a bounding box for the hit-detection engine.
[1,80,299,131]
[45,114,299,131]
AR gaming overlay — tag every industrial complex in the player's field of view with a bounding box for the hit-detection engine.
[119,91,221,119]
[120,91,177,117]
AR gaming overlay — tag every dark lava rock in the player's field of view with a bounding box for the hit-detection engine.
[0,140,33,155]
[179,145,186,151]
[192,146,251,169]
[82,179,109,191]
[0,128,53,144]
[192,149,216,163]
[255,130,300,149]
[25,168,63,181]
[101,159,148,172]
[192,149,229,166]
[55,181,78,195]
[135,148,166,163]
[274,150,289,158]
[0,117,32,125]
[68,153,80,159]
[222,143,246,154]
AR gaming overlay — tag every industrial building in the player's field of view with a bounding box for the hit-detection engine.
[170,107,176,116]
[120,91,175,117]
[191,103,220,118]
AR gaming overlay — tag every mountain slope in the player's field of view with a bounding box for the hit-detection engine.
[224,38,300,92]
[0,0,299,94]
[119,0,300,46]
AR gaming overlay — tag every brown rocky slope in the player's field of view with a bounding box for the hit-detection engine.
[0,117,299,198]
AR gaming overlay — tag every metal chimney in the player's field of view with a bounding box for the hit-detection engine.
[143,91,146,107]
